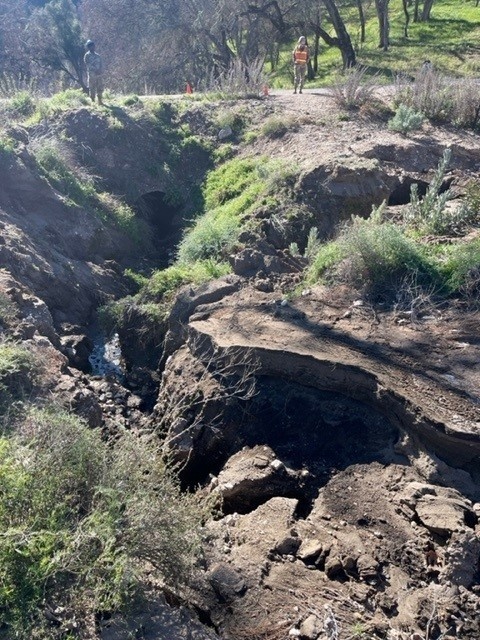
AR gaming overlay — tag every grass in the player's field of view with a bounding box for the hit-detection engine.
[178,157,270,263]
[32,141,144,239]
[268,0,480,87]
[139,260,232,303]
[0,342,37,414]
[27,89,92,124]
[0,406,207,639]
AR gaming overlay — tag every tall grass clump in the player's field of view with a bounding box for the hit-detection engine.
[32,142,143,239]
[0,342,36,414]
[139,260,231,304]
[33,141,96,207]
[0,406,207,639]
[439,238,480,300]
[178,158,267,263]
[332,66,378,110]
[308,208,436,298]
[29,89,91,123]
[7,91,37,118]
[0,132,16,167]
[206,57,266,97]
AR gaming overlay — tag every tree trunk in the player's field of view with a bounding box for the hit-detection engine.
[322,0,356,68]
[374,0,390,51]
[421,0,435,21]
[402,0,410,37]
[312,10,321,73]
[356,0,366,44]
[413,0,420,22]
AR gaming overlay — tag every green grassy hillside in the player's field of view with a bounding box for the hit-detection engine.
[271,0,480,86]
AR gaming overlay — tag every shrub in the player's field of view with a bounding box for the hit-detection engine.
[440,238,480,298]
[0,342,36,413]
[451,78,480,129]
[308,212,436,298]
[388,104,424,135]
[261,116,293,139]
[404,148,469,234]
[206,57,267,97]
[8,91,37,118]
[394,67,453,121]
[140,260,231,302]
[332,66,378,110]
[0,406,206,638]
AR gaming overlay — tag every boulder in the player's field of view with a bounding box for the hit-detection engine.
[299,614,322,639]
[440,532,480,587]
[214,445,303,514]
[208,563,246,601]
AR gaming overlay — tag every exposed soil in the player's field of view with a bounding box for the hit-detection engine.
[1,87,480,639]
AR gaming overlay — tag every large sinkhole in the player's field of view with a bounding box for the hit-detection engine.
[189,376,400,515]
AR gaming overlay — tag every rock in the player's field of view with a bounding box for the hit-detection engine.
[212,446,302,514]
[208,563,246,601]
[274,536,301,556]
[218,126,233,140]
[397,482,475,536]
[440,531,480,587]
[298,540,323,563]
[61,334,94,372]
[325,556,344,579]
[357,554,380,582]
[299,614,322,639]
[343,555,357,574]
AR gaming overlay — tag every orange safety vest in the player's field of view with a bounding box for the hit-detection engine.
[294,48,308,64]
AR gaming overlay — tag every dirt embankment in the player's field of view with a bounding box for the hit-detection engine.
[1,89,480,639]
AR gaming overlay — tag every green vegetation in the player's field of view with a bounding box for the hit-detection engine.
[261,116,294,139]
[32,142,143,239]
[34,142,96,207]
[309,212,436,296]
[178,158,268,263]
[388,104,424,135]
[7,91,37,118]
[140,260,231,303]
[405,148,477,234]
[27,89,91,124]
[0,343,36,413]
[308,146,480,304]
[0,406,206,639]
[0,135,16,165]
[269,0,480,88]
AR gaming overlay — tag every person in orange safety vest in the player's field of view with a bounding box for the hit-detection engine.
[292,36,309,94]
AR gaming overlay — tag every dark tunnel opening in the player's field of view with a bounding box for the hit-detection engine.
[388,176,454,206]
[135,191,183,264]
